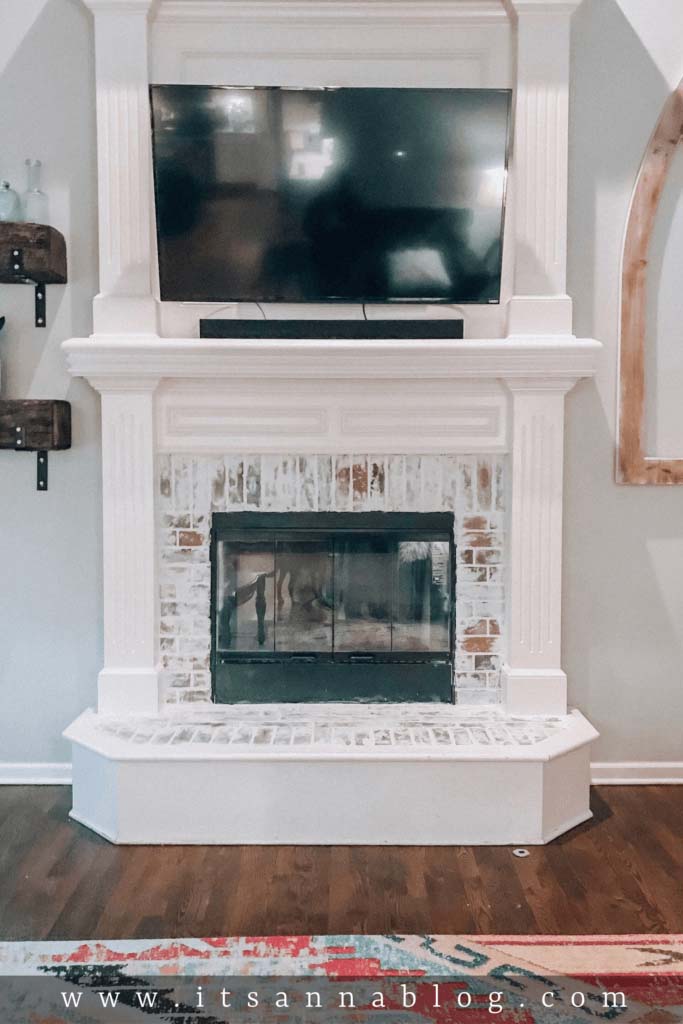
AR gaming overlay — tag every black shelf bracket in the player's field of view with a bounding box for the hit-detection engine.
[36,450,48,491]
[12,426,48,490]
[35,285,46,328]
[9,247,48,328]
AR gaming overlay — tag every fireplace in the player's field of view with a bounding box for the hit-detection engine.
[211,512,455,703]
[60,0,602,846]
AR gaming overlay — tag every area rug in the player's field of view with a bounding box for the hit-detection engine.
[1,935,682,1022]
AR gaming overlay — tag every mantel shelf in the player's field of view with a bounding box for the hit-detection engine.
[63,334,602,386]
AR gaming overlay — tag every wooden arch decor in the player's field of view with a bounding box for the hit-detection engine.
[618,78,683,484]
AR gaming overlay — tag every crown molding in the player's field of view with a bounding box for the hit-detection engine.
[153,1,509,26]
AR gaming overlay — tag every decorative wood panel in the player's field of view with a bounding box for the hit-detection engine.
[151,4,512,89]
[155,381,508,454]
[618,78,683,484]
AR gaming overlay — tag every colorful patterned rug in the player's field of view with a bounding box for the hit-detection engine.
[1,934,682,1022]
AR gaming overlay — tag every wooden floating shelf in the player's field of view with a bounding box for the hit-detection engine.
[0,399,71,451]
[0,222,67,284]
[0,222,67,327]
[0,400,71,491]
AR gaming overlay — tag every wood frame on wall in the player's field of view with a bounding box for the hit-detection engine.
[618,78,683,484]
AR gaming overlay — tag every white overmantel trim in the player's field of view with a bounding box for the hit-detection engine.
[63,335,601,385]
[153,1,509,25]
[79,0,585,338]
[151,0,585,24]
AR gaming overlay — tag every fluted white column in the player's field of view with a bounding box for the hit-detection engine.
[506,0,582,336]
[96,380,160,713]
[84,0,158,334]
[502,379,573,714]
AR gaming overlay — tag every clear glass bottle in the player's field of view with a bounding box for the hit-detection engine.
[22,159,49,224]
[0,180,20,222]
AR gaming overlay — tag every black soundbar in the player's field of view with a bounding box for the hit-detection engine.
[199,318,464,340]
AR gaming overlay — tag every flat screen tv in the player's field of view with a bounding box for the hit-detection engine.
[150,85,511,304]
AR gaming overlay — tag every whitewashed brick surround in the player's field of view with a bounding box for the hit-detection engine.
[158,453,506,706]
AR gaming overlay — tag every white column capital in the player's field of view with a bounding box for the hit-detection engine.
[503,376,577,395]
[88,376,161,395]
[506,0,583,15]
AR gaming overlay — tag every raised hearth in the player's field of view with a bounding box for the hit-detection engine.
[65,704,597,844]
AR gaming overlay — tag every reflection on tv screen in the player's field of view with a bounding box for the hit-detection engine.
[150,85,511,304]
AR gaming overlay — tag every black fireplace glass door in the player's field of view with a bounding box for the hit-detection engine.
[394,540,451,653]
[333,536,393,651]
[212,511,456,703]
[216,540,276,653]
[274,539,333,652]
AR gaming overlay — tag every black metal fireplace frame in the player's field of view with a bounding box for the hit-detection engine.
[210,511,456,703]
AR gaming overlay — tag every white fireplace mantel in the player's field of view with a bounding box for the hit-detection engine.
[64,332,600,720]
[60,0,604,845]
[63,335,600,383]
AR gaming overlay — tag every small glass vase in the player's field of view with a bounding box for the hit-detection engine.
[0,180,20,222]
[22,159,49,224]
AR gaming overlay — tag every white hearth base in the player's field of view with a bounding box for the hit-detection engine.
[64,705,597,845]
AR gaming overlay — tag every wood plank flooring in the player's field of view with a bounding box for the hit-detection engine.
[0,785,681,940]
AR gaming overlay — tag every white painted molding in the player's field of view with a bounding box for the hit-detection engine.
[507,296,574,337]
[99,668,162,715]
[84,1,154,10]
[507,1,582,13]
[157,380,508,454]
[0,763,72,785]
[154,1,509,25]
[591,762,683,785]
[63,335,602,384]
[503,668,567,715]
[89,0,157,333]
[175,46,490,68]
[99,387,160,714]
[9,760,683,788]
[508,0,577,309]
[151,8,512,97]
[8,760,681,788]
[503,380,570,713]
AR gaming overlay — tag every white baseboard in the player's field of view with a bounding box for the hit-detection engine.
[1,761,681,788]
[591,762,683,784]
[0,762,72,785]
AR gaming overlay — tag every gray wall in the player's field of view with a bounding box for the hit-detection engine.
[0,0,681,767]
[0,0,101,764]
[566,0,683,762]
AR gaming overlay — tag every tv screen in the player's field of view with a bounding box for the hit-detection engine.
[150,85,511,304]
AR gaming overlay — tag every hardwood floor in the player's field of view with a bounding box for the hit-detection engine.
[0,785,681,940]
